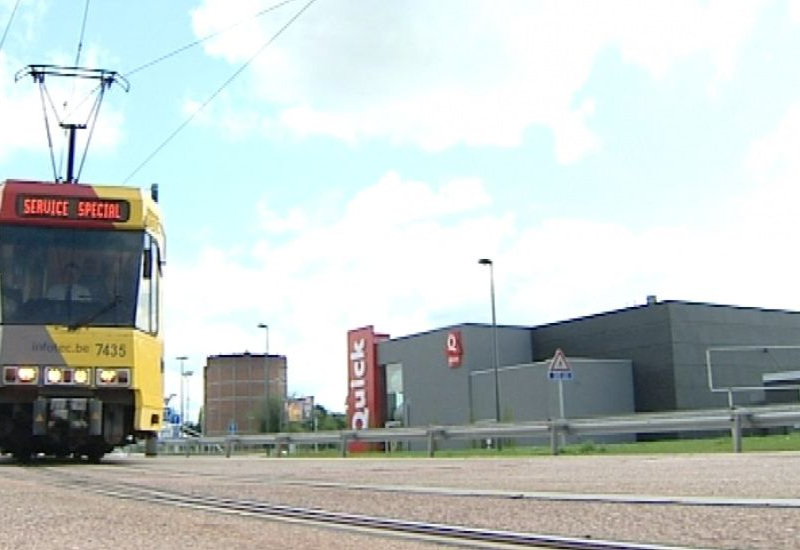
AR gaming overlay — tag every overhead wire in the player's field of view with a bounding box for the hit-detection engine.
[0,0,22,53]
[123,0,319,183]
[61,0,302,162]
[124,0,299,78]
[73,0,91,67]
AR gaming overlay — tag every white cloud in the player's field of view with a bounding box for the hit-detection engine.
[161,170,673,409]
[188,0,761,161]
[190,0,272,64]
[745,102,800,186]
[0,54,47,160]
[344,171,491,228]
[735,103,800,280]
[257,202,308,234]
[614,0,761,83]
[181,98,213,126]
[166,110,800,410]
[166,172,510,408]
[279,104,357,144]
[0,0,47,50]
[660,103,800,311]
[790,0,800,23]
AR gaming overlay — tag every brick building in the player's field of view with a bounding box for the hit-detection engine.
[203,352,287,436]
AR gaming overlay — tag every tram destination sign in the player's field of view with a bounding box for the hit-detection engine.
[16,195,130,222]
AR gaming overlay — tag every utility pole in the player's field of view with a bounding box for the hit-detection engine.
[258,323,270,432]
[176,356,188,435]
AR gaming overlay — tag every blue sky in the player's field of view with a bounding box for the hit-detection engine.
[1,0,800,418]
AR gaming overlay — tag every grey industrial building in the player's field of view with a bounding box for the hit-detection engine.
[365,300,800,443]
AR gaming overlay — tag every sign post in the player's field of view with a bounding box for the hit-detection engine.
[548,349,573,446]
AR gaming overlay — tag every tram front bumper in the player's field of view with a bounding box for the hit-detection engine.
[32,396,103,436]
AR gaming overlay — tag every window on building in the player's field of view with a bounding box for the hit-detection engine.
[385,363,404,423]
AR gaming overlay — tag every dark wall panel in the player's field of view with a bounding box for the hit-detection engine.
[532,304,675,411]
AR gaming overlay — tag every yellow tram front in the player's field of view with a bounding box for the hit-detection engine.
[0,179,164,462]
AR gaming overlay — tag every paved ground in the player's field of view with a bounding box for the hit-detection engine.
[1,452,799,549]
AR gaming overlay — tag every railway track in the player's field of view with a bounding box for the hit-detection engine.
[55,459,800,511]
[4,455,794,548]
[29,468,693,550]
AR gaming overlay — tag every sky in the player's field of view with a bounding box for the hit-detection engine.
[1,0,800,419]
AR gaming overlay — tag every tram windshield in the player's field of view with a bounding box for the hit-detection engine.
[0,226,145,327]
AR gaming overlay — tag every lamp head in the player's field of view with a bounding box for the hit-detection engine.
[478,258,493,266]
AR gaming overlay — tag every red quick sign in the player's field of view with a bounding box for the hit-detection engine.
[446,330,463,368]
[349,335,370,430]
[346,326,388,434]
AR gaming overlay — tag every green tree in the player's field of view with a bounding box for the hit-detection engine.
[254,397,283,433]
[313,404,346,431]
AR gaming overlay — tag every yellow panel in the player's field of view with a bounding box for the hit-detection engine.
[45,326,164,432]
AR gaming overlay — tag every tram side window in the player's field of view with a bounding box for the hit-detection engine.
[150,242,161,334]
[135,234,161,335]
[0,244,24,322]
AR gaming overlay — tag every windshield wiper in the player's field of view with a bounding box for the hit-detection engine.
[68,295,122,331]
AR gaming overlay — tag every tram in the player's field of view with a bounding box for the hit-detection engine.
[0,179,164,462]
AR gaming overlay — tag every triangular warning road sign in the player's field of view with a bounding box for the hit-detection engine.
[548,348,573,380]
[549,348,571,371]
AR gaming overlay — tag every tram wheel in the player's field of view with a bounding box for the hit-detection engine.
[13,449,33,464]
[86,448,104,464]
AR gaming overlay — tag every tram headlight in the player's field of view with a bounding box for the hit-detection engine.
[46,368,63,384]
[17,367,38,383]
[96,368,130,387]
[3,367,16,383]
[73,369,89,385]
[98,369,117,384]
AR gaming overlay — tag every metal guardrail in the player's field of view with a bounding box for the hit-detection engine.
[158,404,800,457]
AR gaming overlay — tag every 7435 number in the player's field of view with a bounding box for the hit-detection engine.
[95,343,127,357]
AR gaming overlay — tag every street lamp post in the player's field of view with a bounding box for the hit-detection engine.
[183,370,194,431]
[176,356,188,435]
[478,258,501,424]
[164,393,176,408]
[257,323,270,432]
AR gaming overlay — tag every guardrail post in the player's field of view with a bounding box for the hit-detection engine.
[731,410,743,453]
[144,434,158,457]
[224,437,233,458]
[340,434,348,458]
[549,419,560,455]
[426,428,436,458]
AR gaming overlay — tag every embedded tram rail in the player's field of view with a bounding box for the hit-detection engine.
[13,466,694,550]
